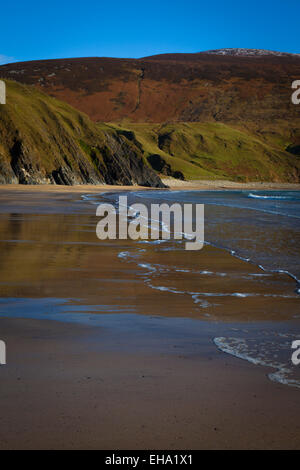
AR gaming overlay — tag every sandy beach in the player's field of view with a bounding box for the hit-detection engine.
[161,178,300,191]
[0,184,299,449]
[1,316,300,450]
[1,180,300,194]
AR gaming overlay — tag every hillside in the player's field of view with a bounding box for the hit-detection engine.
[0,51,299,125]
[0,80,163,186]
[1,49,300,184]
[107,121,300,182]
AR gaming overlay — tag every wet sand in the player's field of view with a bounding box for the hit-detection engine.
[0,185,299,449]
[1,316,300,450]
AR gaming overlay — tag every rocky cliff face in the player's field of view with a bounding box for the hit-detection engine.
[0,80,164,187]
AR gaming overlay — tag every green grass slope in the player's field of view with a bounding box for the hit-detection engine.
[108,121,300,182]
[0,80,163,186]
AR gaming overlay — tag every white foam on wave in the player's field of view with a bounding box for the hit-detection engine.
[147,283,185,295]
[118,251,130,259]
[118,248,298,306]
[205,240,300,287]
[138,239,167,245]
[248,192,289,200]
[138,263,157,273]
[214,336,300,389]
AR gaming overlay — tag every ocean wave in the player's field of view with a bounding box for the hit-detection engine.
[205,241,300,286]
[214,336,300,389]
[87,190,300,289]
[117,245,299,304]
[248,192,291,200]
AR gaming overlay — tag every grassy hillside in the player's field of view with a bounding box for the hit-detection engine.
[0,80,299,185]
[0,80,163,186]
[107,121,300,182]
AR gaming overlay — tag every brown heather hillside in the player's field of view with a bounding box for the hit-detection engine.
[0,52,300,125]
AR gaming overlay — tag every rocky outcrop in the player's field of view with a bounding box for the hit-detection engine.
[99,134,164,186]
[286,144,300,156]
[147,154,184,180]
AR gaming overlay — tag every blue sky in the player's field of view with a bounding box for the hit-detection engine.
[1,0,299,64]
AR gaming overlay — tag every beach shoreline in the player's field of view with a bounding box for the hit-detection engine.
[161,178,300,190]
[0,184,299,449]
[0,179,299,196]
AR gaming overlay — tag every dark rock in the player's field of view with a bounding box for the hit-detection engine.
[147,154,184,180]
[286,144,300,156]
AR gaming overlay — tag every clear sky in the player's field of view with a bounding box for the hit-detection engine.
[1,0,299,64]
